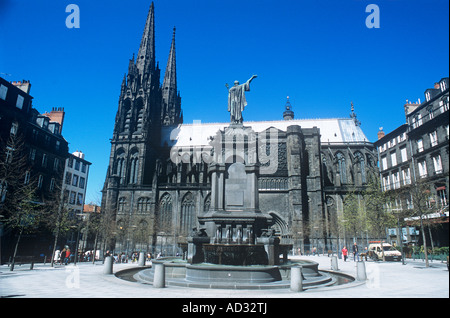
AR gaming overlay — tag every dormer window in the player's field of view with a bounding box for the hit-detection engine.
[440,80,447,92]
[425,91,431,102]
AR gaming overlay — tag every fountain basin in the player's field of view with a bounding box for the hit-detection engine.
[186,264,281,284]
[131,257,338,289]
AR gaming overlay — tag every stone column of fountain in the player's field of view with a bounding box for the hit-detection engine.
[190,124,281,266]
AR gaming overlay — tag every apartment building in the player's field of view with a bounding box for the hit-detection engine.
[375,77,449,246]
[62,151,91,217]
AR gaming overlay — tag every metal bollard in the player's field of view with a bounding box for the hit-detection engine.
[331,255,339,271]
[153,263,165,288]
[103,256,113,275]
[290,265,303,292]
[138,252,145,266]
[356,261,367,281]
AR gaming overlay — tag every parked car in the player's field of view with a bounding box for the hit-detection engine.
[368,241,402,261]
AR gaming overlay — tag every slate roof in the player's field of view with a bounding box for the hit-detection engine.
[161,118,370,147]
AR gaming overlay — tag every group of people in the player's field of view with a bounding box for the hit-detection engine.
[53,248,98,265]
[341,242,360,262]
[53,247,71,265]
[105,251,154,264]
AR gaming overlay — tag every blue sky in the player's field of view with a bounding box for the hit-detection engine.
[1,0,448,204]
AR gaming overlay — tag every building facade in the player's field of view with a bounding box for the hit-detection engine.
[375,77,449,246]
[62,150,91,217]
[101,3,378,255]
[0,77,71,260]
[0,78,69,204]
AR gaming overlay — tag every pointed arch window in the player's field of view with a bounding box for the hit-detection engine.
[115,149,126,184]
[124,103,132,132]
[135,98,144,132]
[336,152,347,184]
[354,152,366,184]
[181,192,196,235]
[159,193,173,231]
[129,150,139,184]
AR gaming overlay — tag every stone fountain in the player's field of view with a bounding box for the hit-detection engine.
[117,76,347,289]
[181,122,294,284]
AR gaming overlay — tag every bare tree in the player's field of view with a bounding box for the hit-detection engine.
[400,179,437,267]
[0,133,41,268]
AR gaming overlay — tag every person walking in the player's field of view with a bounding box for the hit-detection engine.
[54,250,61,265]
[60,248,66,265]
[342,246,348,262]
[352,242,359,262]
[64,249,71,265]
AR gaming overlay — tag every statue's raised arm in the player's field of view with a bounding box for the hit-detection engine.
[247,75,257,84]
[227,75,257,124]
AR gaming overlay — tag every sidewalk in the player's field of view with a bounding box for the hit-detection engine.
[0,256,448,298]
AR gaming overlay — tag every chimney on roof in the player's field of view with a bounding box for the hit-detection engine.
[434,82,440,89]
[73,150,85,159]
[11,80,31,94]
[42,107,65,133]
[404,99,420,122]
[377,127,385,140]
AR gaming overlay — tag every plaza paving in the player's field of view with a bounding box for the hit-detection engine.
[0,255,448,299]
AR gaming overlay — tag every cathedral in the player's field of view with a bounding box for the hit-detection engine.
[101,2,377,254]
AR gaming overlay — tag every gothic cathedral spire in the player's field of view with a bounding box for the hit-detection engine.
[136,1,156,76]
[162,27,182,126]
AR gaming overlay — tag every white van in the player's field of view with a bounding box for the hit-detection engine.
[368,241,402,261]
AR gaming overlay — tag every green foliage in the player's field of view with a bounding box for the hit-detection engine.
[362,175,396,237]
[341,190,365,238]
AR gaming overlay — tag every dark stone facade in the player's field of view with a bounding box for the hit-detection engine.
[101,3,377,254]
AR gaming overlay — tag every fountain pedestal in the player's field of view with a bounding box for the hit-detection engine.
[187,124,289,267]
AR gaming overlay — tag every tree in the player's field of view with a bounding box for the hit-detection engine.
[400,179,436,267]
[340,189,365,244]
[363,175,395,241]
[44,189,78,266]
[0,133,42,268]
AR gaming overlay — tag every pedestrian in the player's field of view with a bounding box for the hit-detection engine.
[54,249,61,265]
[362,247,368,261]
[342,246,348,262]
[352,242,359,262]
[64,249,71,265]
[60,248,66,265]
